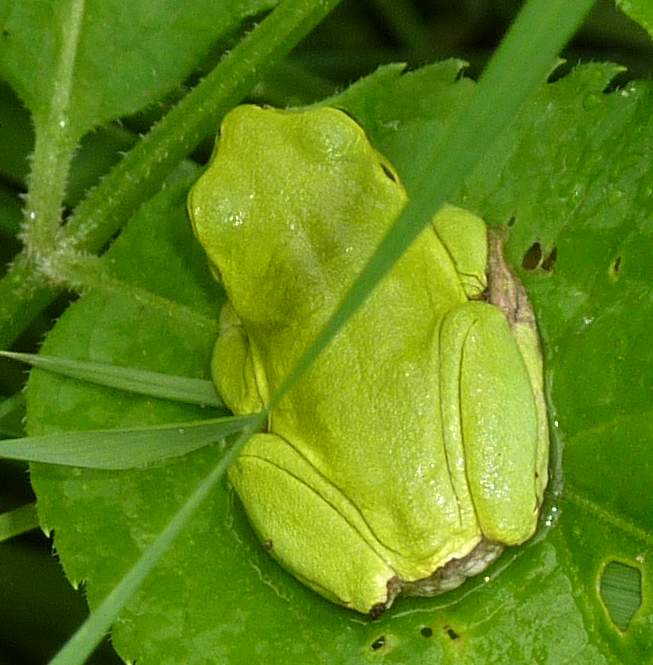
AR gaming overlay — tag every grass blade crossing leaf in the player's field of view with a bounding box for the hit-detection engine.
[0,351,222,407]
[0,416,258,469]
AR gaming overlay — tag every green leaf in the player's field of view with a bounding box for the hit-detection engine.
[27,55,653,664]
[0,0,278,139]
[0,351,222,407]
[0,416,254,469]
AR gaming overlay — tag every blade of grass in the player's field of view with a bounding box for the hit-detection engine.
[0,0,344,351]
[0,351,222,407]
[48,415,265,665]
[0,415,258,469]
[0,502,39,542]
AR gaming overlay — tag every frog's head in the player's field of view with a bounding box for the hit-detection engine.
[188,105,405,324]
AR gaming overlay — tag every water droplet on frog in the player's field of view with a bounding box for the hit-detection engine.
[229,211,245,227]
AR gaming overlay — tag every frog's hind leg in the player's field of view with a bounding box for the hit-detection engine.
[228,432,397,614]
[439,301,541,545]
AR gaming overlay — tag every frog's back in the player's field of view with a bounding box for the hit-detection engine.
[191,105,479,577]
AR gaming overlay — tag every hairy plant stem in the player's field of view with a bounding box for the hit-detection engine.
[0,0,343,352]
[22,0,85,258]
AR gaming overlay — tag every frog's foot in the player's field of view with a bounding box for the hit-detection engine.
[228,432,400,615]
[402,539,503,597]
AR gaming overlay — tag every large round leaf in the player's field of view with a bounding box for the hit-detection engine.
[27,62,653,663]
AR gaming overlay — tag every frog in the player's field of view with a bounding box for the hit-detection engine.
[187,104,549,616]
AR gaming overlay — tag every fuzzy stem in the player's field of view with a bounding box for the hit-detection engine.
[22,0,85,257]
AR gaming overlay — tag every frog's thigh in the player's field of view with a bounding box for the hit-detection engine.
[229,433,395,613]
[211,302,263,414]
[440,301,539,545]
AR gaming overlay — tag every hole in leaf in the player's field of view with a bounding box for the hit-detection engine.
[610,255,622,281]
[380,162,397,183]
[541,247,557,272]
[370,636,386,651]
[522,242,542,270]
[444,625,460,640]
[599,560,642,630]
[420,627,433,638]
[507,215,517,227]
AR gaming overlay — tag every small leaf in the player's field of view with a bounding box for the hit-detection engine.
[1,416,256,469]
[0,351,222,407]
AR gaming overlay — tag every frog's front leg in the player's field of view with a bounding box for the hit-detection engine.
[211,302,266,415]
[228,432,397,615]
[438,301,544,545]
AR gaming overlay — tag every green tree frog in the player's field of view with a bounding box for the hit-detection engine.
[188,105,549,616]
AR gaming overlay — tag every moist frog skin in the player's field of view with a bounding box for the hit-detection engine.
[188,105,549,616]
